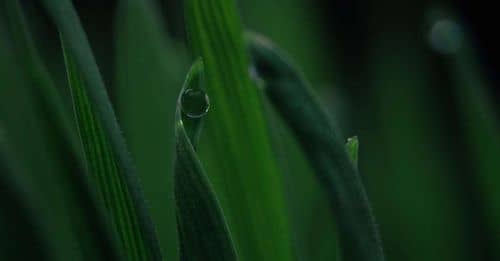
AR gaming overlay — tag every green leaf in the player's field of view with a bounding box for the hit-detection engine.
[262,95,339,261]
[240,0,335,84]
[174,60,238,261]
[61,39,160,261]
[364,20,466,261]
[249,34,385,261]
[2,0,76,150]
[450,30,500,259]
[184,1,292,261]
[40,0,163,259]
[1,2,127,260]
[1,7,122,260]
[115,0,188,259]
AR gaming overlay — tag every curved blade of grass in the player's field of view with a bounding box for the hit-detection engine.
[249,34,385,261]
[61,39,160,261]
[1,13,124,261]
[2,0,76,150]
[0,30,86,260]
[2,3,123,260]
[449,29,500,259]
[174,60,238,261]
[114,1,189,259]
[184,1,292,260]
[40,0,163,259]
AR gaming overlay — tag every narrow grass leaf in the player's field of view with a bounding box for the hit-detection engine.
[1,2,126,260]
[346,136,359,168]
[174,60,238,261]
[41,0,163,258]
[2,0,76,151]
[184,1,292,260]
[115,1,189,258]
[450,34,500,259]
[249,34,385,261]
[61,40,160,261]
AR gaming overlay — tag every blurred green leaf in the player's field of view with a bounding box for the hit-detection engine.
[174,60,238,261]
[249,34,385,261]
[1,2,126,260]
[240,0,335,84]
[61,40,161,260]
[2,0,76,150]
[0,10,121,260]
[115,0,188,259]
[0,139,51,261]
[261,94,338,261]
[40,0,163,259]
[184,1,293,261]
[363,29,465,261]
[451,36,500,260]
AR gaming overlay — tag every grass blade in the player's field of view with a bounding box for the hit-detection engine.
[40,0,163,259]
[115,1,189,259]
[184,1,292,260]
[174,60,238,261]
[2,0,76,150]
[1,2,127,260]
[450,31,500,260]
[61,39,160,261]
[249,34,385,261]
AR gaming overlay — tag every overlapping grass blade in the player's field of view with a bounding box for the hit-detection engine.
[1,2,127,260]
[184,1,292,260]
[364,29,463,261]
[1,12,121,261]
[249,34,385,261]
[2,0,76,150]
[40,0,163,259]
[174,60,238,261]
[61,40,160,261]
[115,1,188,259]
[260,87,338,261]
[240,0,334,84]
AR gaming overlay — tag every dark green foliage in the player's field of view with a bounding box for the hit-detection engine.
[0,142,51,261]
[174,60,238,261]
[184,0,293,260]
[40,0,163,259]
[114,1,188,258]
[249,34,385,261]
[1,1,498,261]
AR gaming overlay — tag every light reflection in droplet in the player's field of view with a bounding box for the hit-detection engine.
[181,88,210,118]
[428,19,463,54]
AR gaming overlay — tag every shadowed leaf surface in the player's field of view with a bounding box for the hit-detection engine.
[174,60,238,261]
[184,0,293,260]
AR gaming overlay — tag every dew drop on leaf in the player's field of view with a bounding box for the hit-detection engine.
[181,88,210,118]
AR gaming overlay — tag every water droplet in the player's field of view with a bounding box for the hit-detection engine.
[181,89,210,118]
[428,19,463,54]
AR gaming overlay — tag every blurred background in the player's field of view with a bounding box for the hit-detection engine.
[1,0,499,260]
